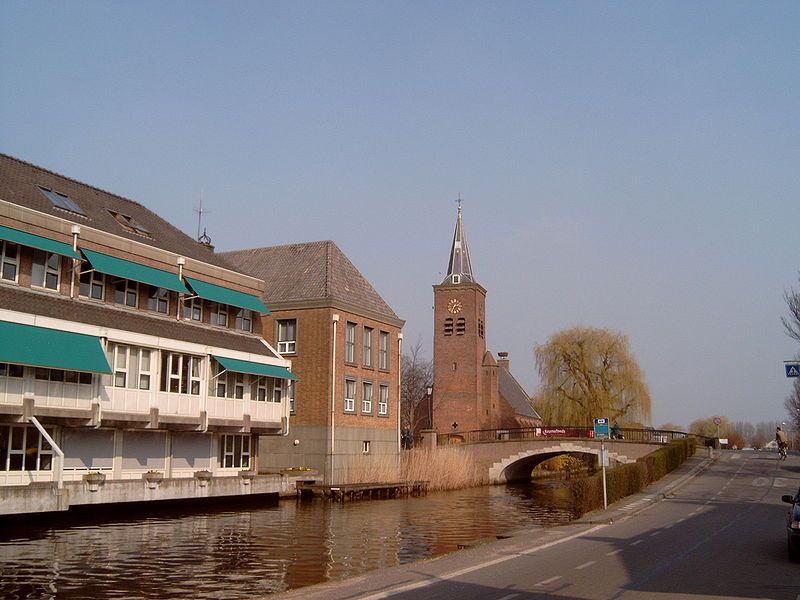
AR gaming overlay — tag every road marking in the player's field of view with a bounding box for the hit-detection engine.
[676,518,685,524]
[663,523,674,529]
[631,540,643,546]
[649,531,661,537]
[536,576,562,586]
[693,507,703,513]
[606,549,623,556]
[497,594,518,600]
[355,524,608,600]
[575,561,596,570]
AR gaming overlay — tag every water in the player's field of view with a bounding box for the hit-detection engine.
[0,479,578,599]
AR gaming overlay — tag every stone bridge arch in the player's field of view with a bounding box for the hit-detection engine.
[487,442,637,484]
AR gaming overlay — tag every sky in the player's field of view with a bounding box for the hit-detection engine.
[2,1,799,429]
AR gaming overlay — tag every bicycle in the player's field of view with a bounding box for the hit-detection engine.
[779,443,788,460]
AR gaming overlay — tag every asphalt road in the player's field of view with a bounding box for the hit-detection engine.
[274,450,800,600]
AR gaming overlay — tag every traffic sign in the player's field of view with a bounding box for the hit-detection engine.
[713,417,721,426]
[593,418,610,439]
[785,363,800,378]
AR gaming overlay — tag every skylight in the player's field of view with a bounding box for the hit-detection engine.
[107,210,151,237]
[39,186,86,216]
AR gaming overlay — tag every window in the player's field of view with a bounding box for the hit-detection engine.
[34,367,91,384]
[183,297,202,321]
[363,327,373,367]
[253,377,267,402]
[379,332,389,370]
[478,319,484,339]
[1,241,18,282]
[114,279,138,307]
[211,303,228,327]
[456,317,466,335]
[272,378,283,403]
[362,382,373,414]
[79,270,105,300]
[31,249,60,290]
[287,380,295,413]
[0,425,54,471]
[108,344,151,390]
[345,322,356,363]
[234,308,252,332]
[212,363,246,399]
[160,352,201,395]
[362,440,371,454]
[39,186,85,216]
[0,363,24,378]
[220,434,251,469]
[379,385,389,415]
[277,319,296,354]
[444,318,453,336]
[107,209,151,237]
[147,287,169,314]
[344,379,356,412]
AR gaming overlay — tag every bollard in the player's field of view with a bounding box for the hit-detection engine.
[707,446,713,459]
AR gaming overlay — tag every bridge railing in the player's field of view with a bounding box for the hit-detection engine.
[436,426,691,446]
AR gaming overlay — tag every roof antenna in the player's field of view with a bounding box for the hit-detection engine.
[194,190,210,242]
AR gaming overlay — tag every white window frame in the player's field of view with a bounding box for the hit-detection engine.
[378,384,389,415]
[345,322,356,363]
[183,297,203,321]
[79,270,105,300]
[31,249,60,291]
[212,303,229,327]
[114,279,138,307]
[0,241,19,283]
[362,440,371,454]
[234,308,253,332]
[147,286,169,314]
[253,377,267,402]
[287,380,295,413]
[344,378,356,412]
[1,425,54,472]
[271,378,283,403]
[379,331,389,370]
[363,327,373,367]
[161,352,202,395]
[220,434,251,469]
[362,381,373,414]
[277,319,297,354]
[109,344,152,390]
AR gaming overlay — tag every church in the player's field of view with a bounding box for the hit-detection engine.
[426,204,541,437]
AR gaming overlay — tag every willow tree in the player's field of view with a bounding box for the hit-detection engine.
[533,326,651,426]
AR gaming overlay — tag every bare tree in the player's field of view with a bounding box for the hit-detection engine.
[786,379,800,434]
[783,275,800,343]
[400,340,433,437]
[533,326,652,426]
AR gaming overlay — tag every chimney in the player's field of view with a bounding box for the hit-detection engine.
[497,351,510,371]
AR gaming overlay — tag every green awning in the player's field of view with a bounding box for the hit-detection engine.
[0,225,81,260]
[213,355,296,380]
[185,277,270,314]
[81,249,189,294]
[0,321,112,374]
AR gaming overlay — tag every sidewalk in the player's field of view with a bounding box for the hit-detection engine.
[271,452,717,600]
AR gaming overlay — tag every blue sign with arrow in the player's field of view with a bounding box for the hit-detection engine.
[785,363,800,378]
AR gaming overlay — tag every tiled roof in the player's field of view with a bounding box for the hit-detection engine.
[0,284,277,358]
[0,153,231,269]
[498,367,540,419]
[220,241,401,322]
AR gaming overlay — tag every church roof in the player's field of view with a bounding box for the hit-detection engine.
[498,367,541,420]
[220,241,402,324]
[443,202,475,284]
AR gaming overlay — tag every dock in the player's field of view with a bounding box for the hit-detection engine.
[296,480,429,502]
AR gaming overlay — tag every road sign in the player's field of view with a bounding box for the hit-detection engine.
[594,418,609,439]
[713,417,721,426]
[786,363,800,378]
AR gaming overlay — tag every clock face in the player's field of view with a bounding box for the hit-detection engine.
[447,298,463,314]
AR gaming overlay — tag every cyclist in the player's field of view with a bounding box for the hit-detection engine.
[777,427,789,460]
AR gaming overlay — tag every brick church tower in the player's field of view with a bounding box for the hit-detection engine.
[432,202,492,434]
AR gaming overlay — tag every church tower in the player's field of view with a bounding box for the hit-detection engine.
[432,203,490,434]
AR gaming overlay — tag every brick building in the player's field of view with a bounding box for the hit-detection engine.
[0,154,297,513]
[428,204,540,437]
[221,242,404,484]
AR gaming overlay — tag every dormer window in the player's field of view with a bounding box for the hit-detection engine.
[107,210,151,237]
[39,186,86,216]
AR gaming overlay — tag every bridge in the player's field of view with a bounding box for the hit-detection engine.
[428,427,689,484]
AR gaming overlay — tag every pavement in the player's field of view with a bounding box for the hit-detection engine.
[271,449,718,600]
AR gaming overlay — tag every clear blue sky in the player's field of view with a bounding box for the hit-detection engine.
[2,1,799,428]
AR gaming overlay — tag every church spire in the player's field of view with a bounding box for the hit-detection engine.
[443,199,475,284]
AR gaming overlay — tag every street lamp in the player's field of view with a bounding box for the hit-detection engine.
[426,386,433,429]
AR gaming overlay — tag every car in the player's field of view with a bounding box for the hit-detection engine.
[781,486,800,562]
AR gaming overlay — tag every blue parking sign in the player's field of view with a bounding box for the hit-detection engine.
[594,418,610,439]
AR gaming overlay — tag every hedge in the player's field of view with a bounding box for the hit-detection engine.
[569,438,696,515]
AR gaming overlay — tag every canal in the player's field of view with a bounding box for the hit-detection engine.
[0,478,579,599]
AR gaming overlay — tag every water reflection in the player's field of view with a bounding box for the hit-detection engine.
[0,479,578,599]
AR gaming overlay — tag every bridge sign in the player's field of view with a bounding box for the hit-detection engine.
[593,418,610,440]
[785,363,800,378]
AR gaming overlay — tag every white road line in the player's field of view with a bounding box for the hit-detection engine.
[496,594,518,600]
[355,524,608,600]
[649,531,662,537]
[631,540,643,546]
[676,518,685,524]
[693,507,703,513]
[606,549,623,556]
[536,575,562,586]
[575,561,596,570]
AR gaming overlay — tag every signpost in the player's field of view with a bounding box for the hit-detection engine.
[785,362,800,378]
[594,418,609,509]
